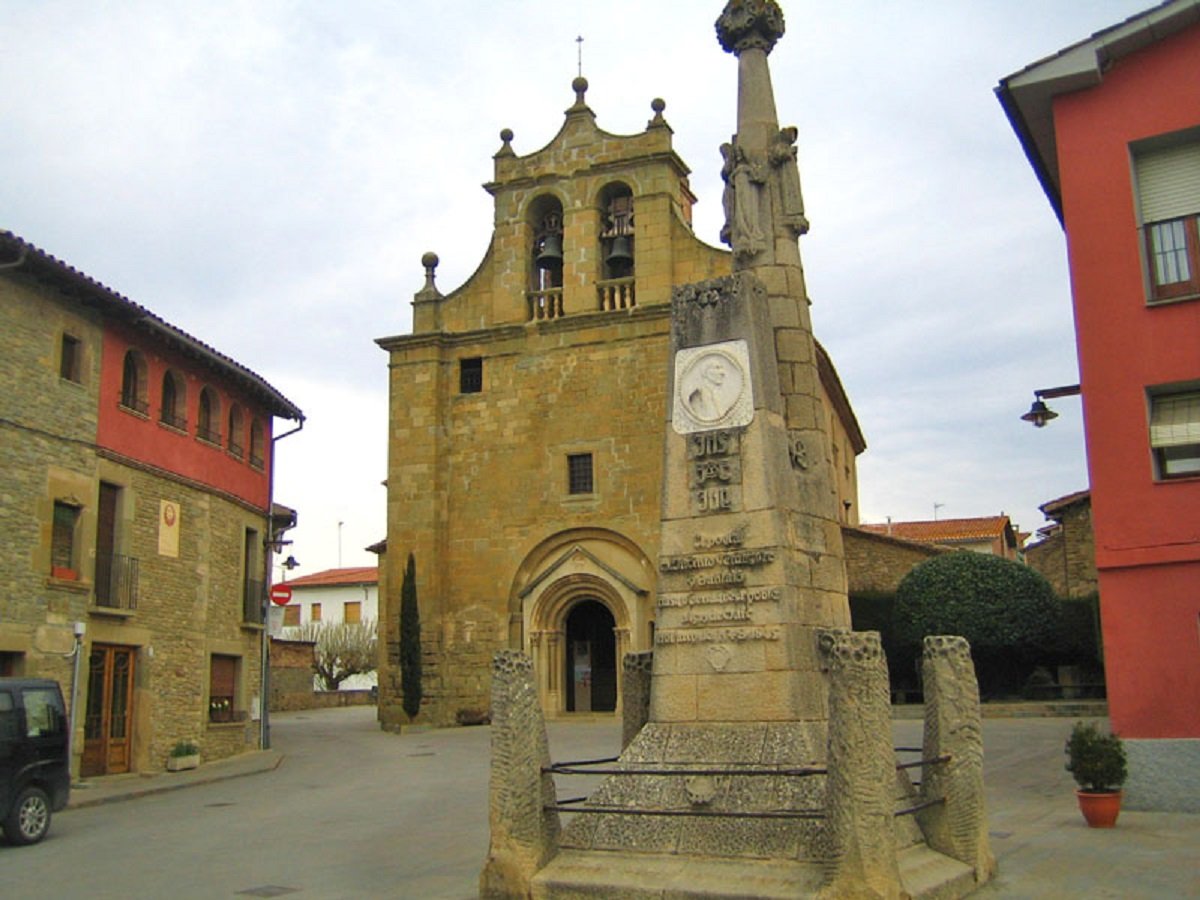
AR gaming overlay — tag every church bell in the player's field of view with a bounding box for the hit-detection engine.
[605,235,633,268]
[535,233,563,269]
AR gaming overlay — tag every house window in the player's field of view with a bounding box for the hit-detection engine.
[283,605,300,627]
[120,350,148,414]
[1149,389,1200,479]
[51,501,80,579]
[344,601,362,625]
[460,358,483,394]
[228,404,245,459]
[209,655,239,722]
[197,387,220,444]
[242,528,261,623]
[160,371,187,429]
[249,419,265,469]
[1135,139,1200,301]
[311,602,322,623]
[60,334,81,383]
[567,453,594,495]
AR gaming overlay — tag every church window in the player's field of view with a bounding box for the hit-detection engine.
[567,453,594,495]
[460,358,483,394]
[527,195,565,320]
[598,184,635,311]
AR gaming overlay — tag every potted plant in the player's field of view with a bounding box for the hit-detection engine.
[1065,721,1127,827]
[167,740,200,772]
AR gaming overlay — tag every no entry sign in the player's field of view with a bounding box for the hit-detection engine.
[269,584,293,606]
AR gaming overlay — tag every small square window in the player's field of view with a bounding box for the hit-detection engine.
[344,601,362,625]
[311,602,322,623]
[1150,389,1200,479]
[51,501,80,578]
[60,334,81,383]
[460,358,483,394]
[567,453,594,495]
[283,605,300,627]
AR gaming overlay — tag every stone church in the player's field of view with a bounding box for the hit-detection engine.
[376,77,867,729]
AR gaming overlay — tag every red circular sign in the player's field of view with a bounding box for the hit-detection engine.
[269,584,293,606]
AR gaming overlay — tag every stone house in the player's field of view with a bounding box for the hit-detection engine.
[376,80,866,729]
[277,565,379,691]
[1024,490,1097,599]
[858,514,1025,560]
[0,230,302,776]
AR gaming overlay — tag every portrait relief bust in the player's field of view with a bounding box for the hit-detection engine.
[673,340,754,434]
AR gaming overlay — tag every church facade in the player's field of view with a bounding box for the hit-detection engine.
[376,80,864,728]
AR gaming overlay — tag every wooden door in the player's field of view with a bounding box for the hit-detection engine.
[82,644,135,776]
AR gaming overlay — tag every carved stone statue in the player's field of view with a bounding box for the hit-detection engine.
[720,142,767,258]
[770,126,809,236]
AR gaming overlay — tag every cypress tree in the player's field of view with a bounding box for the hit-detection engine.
[400,552,423,719]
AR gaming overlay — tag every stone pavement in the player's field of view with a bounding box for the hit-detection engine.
[62,710,1199,898]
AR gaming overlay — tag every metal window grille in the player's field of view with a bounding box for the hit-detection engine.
[568,453,594,495]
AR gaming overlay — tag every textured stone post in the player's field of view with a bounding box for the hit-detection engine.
[918,636,996,883]
[480,650,560,899]
[818,629,904,899]
[621,651,654,751]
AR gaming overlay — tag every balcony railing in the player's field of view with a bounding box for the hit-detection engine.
[597,277,636,312]
[95,554,139,610]
[243,578,265,624]
[526,288,564,321]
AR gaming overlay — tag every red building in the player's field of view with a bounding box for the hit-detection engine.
[999,0,1200,811]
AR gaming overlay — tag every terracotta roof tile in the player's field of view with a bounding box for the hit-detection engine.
[859,516,1011,544]
[284,566,378,588]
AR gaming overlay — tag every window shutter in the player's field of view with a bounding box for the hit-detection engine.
[1136,142,1200,223]
[210,655,237,698]
[1150,392,1200,448]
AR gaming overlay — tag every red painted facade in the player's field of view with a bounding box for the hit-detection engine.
[1048,24,1200,738]
[96,322,274,511]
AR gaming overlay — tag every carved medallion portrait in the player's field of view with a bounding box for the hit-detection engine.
[673,340,754,434]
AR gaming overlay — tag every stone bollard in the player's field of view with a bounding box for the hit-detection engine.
[818,629,905,899]
[917,635,996,883]
[621,651,654,751]
[479,650,560,899]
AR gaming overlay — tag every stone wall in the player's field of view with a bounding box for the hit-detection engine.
[1025,497,1097,599]
[842,526,948,595]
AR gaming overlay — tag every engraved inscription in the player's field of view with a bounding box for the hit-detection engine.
[655,626,781,645]
[694,525,747,550]
[691,458,740,487]
[657,587,783,608]
[689,430,737,459]
[696,486,733,513]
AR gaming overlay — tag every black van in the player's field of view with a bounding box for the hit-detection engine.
[0,678,71,845]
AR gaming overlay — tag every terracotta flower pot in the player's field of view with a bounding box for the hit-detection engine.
[1076,789,1122,828]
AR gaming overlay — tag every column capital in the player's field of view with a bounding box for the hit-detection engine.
[716,0,785,56]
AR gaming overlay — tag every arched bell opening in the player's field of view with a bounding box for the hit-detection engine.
[564,598,617,713]
[598,182,634,281]
[528,194,564,292]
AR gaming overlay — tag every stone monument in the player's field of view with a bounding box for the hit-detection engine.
[481,3,993,897]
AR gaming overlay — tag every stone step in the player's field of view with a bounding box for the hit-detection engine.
[531,845,979,899]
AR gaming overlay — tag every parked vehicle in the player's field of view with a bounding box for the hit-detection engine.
[0,678,71,845]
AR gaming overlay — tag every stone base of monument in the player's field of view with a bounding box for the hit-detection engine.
[532,845,976,899]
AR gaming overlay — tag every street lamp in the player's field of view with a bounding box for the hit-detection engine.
[1021,384,1081,428]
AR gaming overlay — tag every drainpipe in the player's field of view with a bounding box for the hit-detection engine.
[261,415,305,750]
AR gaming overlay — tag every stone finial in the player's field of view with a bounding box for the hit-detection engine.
[621,651,654,750]
[570,75,589,110]
[648,97,667,128]
[417,251,441,299]
[716,0,785,55]
[495,127,515,158]
[919,635,996,884]
[479,650,560,898]
[818,629,905,899]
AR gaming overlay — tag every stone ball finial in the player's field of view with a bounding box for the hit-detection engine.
[648,97,666,127]
[572,75,589,106]
[716,0,785,55]
[421,251,439,271]
[499,128,513,144]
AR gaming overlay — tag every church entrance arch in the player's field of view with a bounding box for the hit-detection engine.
[512,528,653,717]
[564,599,617,712]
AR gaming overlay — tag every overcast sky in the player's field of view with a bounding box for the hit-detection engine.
[1,1,1151,577]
